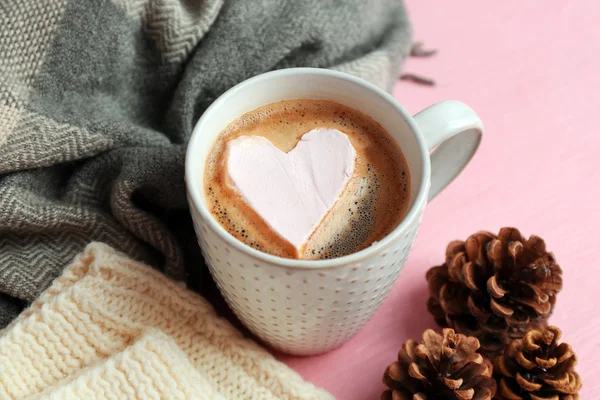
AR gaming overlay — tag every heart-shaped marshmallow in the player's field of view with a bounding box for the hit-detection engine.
[225,128,356,256]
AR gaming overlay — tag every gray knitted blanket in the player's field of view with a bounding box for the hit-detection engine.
[0,0,411,327]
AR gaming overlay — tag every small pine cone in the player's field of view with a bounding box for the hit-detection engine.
[426,228,563,357]
[382,328,497,400]
[495,326,582,399]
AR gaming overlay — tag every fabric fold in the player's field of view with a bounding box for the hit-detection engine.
[0,243,334,400]
[26,329,226,400]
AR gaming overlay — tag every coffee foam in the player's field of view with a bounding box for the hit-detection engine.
[204,100,410,260]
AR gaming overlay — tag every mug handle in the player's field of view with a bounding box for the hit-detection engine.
[413,100,484,201]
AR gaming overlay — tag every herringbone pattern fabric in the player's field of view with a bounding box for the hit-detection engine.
[0,0,412,326]
[114,0,224,63]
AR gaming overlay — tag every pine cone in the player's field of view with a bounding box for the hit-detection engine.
[494,326,581,399]
[382,328,497,400]
[426,228,563,357]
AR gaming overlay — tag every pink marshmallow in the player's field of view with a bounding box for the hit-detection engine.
[224,128,357,256]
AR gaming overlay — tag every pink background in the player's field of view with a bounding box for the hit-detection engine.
[281,1,600,398]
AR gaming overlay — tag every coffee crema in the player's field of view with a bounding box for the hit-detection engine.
[204,100,410,260]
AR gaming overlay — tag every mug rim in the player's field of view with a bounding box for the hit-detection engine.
[185,68,430,269]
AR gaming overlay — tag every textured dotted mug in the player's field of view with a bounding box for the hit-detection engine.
[185,68,483,355]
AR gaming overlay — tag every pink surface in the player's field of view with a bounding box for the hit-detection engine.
[281,1,600,398]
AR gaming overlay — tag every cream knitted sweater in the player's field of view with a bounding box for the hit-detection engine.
[0,243,334,400]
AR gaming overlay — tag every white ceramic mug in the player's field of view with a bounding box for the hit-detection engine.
[185,68,483,356]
